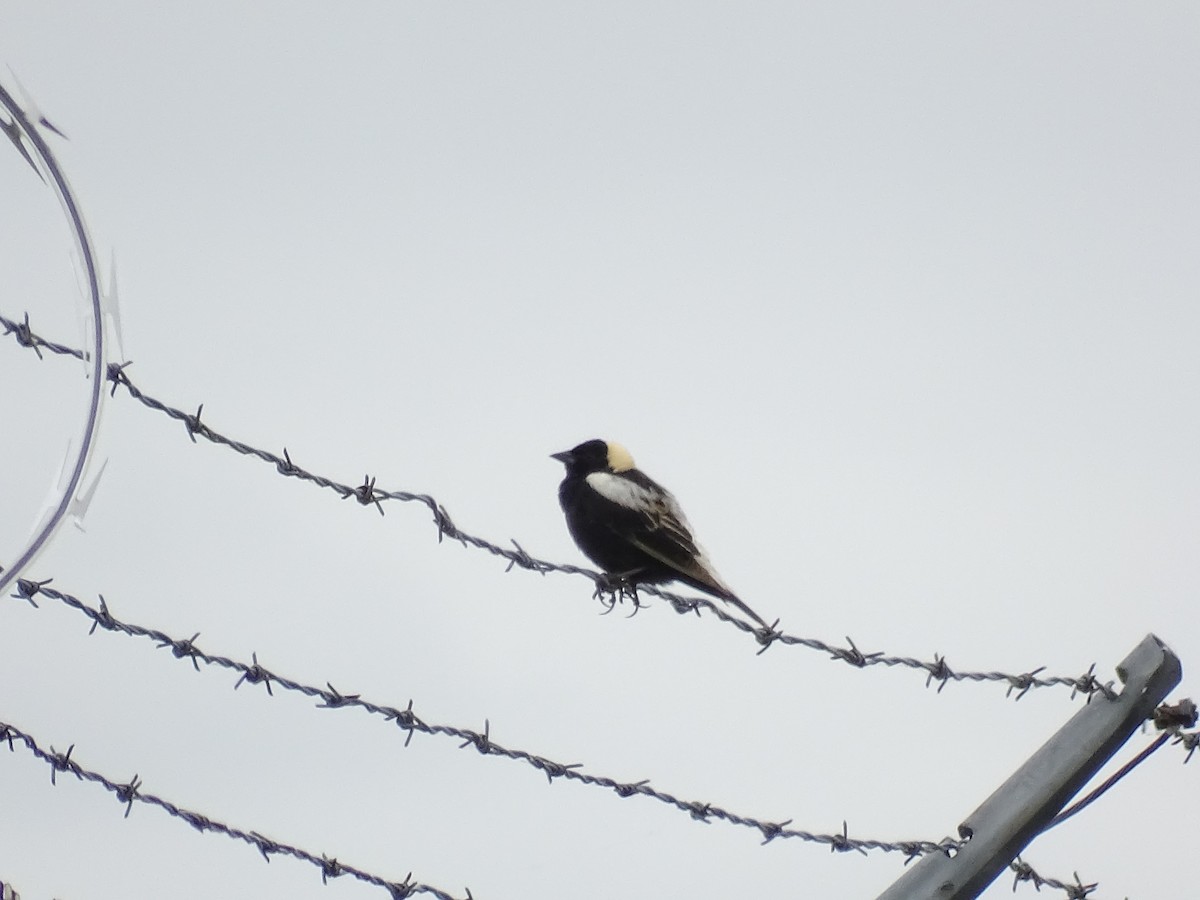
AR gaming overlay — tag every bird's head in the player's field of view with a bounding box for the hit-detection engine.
[551,439,636,475]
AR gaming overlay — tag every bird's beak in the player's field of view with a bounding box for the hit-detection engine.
[550,450,573,465]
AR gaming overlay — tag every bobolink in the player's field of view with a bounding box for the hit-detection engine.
[552,439,767,628]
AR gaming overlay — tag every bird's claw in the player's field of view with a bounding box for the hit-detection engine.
[593,573,645,616]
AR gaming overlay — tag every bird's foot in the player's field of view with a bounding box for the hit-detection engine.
[593,573,646,617]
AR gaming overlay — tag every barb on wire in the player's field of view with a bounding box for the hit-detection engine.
[9,576,956,860]
[0,719,465,900]
[1,311,85,362]
[0,310,1126,706]
[1010,859,1098,899]
[1153,697,1199,764]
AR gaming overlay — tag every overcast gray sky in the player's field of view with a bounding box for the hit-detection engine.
[2,4,1198,899]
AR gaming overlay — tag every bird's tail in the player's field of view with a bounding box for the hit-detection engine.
[675,562,770,629]
[720,591,769,629]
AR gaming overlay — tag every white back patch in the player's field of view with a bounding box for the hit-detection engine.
[586,471,657,511]
[605,442,636,473]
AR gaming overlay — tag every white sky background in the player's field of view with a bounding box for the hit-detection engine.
[1,3,1198,898]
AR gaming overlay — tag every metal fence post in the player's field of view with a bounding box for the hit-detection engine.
[876,633,1181,900]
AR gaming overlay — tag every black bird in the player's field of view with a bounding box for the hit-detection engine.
[551,439,768,627]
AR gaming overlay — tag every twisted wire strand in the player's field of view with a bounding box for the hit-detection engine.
[0,317,1175,894]
[1009,859,1101,900]
[0,55,1180,893]
[0,718,466,900]
[0,311,1123,705]
[9,575,954,859]
[5,577,1113,899]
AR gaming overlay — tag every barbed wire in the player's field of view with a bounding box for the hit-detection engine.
[1009,860,1100,899]
[3,319,1185,894]
[3,311,1191,893]
[0,310,1126,706]
[0,717,467,900]
[6,575,1115,899]
[0,74,1183,900]
[0,310,86,361]
[1152,698,1200,762]
[7,575,955,859]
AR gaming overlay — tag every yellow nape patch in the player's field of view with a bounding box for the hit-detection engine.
[605,441,636,472]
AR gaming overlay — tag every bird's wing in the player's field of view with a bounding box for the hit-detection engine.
[586,473,696,552]
[585,470,765,625]
[586,471,729,590]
